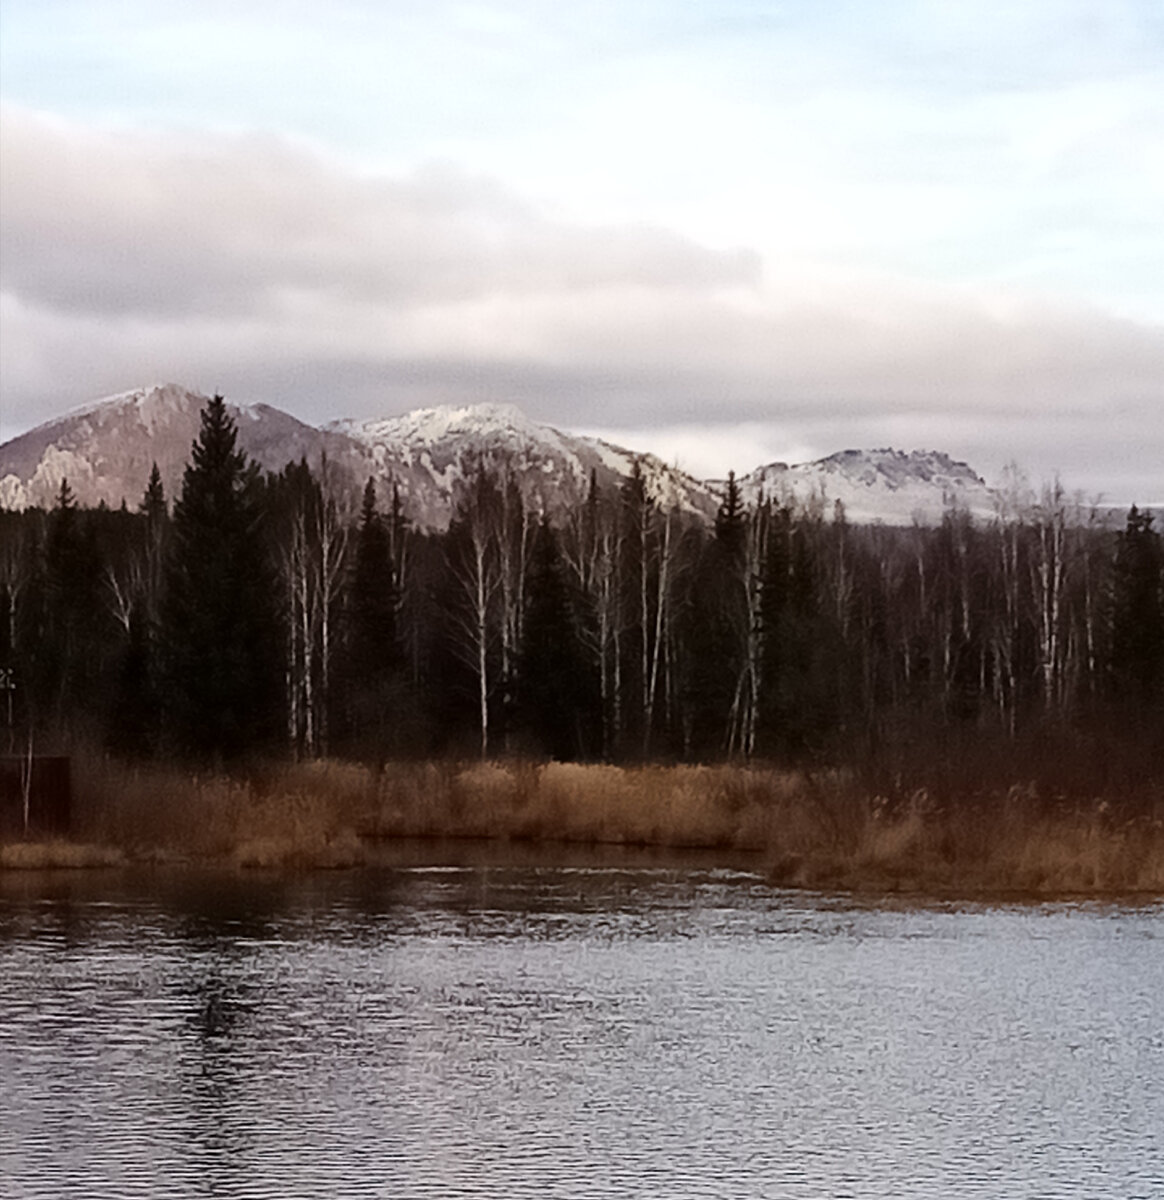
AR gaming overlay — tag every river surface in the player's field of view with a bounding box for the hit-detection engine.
[1,846,1162,1199]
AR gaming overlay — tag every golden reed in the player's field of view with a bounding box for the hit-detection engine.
[2,754,1161,895]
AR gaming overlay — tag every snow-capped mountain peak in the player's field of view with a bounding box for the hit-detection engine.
[3,385,1001,527]
[740,446,995,523]
[328,402,712,526]
[34,382,205,434]
[329,401,572,457]
[0,384,355,512]
[815,448,985,489]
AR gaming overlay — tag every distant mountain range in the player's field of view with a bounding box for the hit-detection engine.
[0,383,1001,528]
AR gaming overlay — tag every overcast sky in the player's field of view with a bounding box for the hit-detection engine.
[1,0,1161,500]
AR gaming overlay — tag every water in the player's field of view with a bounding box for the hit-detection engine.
[2,848,1162,1199]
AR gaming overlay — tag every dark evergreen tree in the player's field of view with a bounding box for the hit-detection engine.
[104,468,171,757]
[517,518,600,759]
[42,479,104,732]
[142,463,166,521]
[714,471,746,565]
[139,461,168,623]
[681,473,749,757]
[160,396,281,761]
[350,478,399,673]
[342,477,402,755]
[1109,506,1164,706]
[757,505,830,756]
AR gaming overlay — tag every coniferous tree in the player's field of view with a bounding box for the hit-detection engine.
[142,462,166,519]
[1109,505,1164,707]
[161,396,280,761]
[682,474,747,757]
[350,479,398,674]
[343,478,401,755]
[758,505,828,756]
[517,518,600,759]
[139,462,168,628]
[714,471,746,563]
[104,468,169,757]
[42,479,104,732]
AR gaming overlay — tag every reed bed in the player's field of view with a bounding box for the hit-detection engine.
[0,840,126,870]
[3,753,1161,896]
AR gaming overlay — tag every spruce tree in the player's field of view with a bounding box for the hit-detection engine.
[142,463,166,521]
[43,479,103,731]
[105,466,170,758]
[161,396,280,761]
[517,518,599,759]
[343,478,401,753]
[758,505,825,756]
[350,479,399,677]
[682,475,748,757]
[1110,505,1164,706]
[139,461,168,623]
[714,471,746,565]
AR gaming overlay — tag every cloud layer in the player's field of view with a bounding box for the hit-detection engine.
[1,102,1161,500]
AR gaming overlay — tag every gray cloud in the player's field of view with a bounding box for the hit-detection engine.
[0,107,756,322]
[2,105,1161,503]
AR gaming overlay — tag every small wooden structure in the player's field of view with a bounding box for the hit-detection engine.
[0,757,72,838]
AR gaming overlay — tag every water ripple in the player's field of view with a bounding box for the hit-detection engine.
[1,867,1162,1199]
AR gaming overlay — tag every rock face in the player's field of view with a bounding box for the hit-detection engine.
[736,447,997,524]
[327,403,715,529]
[0,387,713,528]
[0,384,364,512]
[2,383,997,527]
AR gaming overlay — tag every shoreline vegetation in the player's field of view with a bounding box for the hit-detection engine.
[4,398,1162,900]
[3,754,1162,898]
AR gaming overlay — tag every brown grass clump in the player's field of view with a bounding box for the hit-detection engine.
[362,760,796,850]
[14,749,1161,896]
[759,780,1164,896]
[0,840,126,870]
[61,756,376,868]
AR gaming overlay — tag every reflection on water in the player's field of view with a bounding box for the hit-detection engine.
[2,847,1162,1199]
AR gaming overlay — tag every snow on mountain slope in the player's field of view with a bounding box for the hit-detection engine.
[736,448,997,524]
[328,403,715,528]
[2,384,1001,528]
[0,384,367,510]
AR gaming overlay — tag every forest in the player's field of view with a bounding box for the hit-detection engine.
[1,396,1162,807]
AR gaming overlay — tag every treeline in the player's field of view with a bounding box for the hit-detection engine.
[1,396,1161,787]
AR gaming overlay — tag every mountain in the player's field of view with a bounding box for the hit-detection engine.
[327,402,715,528]
[0,384,366,512]
[1,383,997,527]
[737,447,997,524]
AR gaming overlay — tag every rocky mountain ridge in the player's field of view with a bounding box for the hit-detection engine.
[1,383,1000,527]
[738,447,996,525]
[326,402,717,527]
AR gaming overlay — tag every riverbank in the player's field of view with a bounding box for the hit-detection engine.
[1,755,1161,896]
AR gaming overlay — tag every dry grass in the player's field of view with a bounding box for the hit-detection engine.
[0,840,126,870]
[6,751,1159,895]
[62,756,378,868]
[760,783,1164,896]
